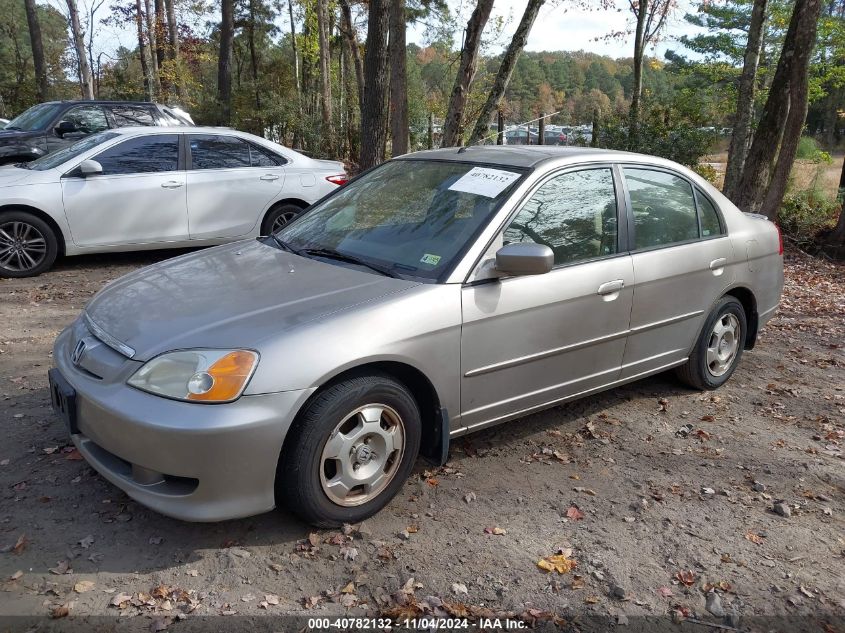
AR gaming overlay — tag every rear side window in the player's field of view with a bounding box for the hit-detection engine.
[624,168,699,249]
[93,134,179,175]
[249,143,285,166]
[695,189,724,237]
[110,106,156,127]
[189,135,252,169]
[504,168,618,265]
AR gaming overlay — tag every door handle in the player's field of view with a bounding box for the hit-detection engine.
[161,181,184,189]
[709,257,727,272]
[597,280,624,296]
[260,174,280,181]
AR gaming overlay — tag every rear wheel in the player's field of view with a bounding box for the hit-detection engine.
[676,296,746,390]
[278,374,421,527]
[262,203,303,235]
[0,211,58,278]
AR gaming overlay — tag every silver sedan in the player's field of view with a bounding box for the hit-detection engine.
[50,146,783,526]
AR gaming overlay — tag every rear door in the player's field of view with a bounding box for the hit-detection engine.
[460,166,634,431]
[61,133,189,246]
[620,166,734,379]
[185,134,286,239]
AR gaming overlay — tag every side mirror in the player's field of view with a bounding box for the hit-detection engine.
[495,242,554,276]
[78,159,103,176]
[55,120,77,137]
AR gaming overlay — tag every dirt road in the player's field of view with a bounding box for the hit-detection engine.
[0,249,843,632]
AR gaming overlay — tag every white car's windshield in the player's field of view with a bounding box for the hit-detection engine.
[24,131,120,171]
[278,159,526,280]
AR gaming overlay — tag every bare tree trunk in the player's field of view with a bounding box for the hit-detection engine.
[360,0,390,170]
[134,0,152,100]
[341,29,359,163]
[217,0,235,126]
[154,0,166,73]
[66,0,94,99]
[339,0,364,115]
[731,0,823,217]
[723,0,768,199]
[468,0,544,145]
[144,0,160,97]
[164,0,179,58]
[316,0,333,155]
[628,0,648,150]
[287,0,304,148]
[827,158,845,244]
[247,0,261,134]
[24,0,48,101]
[388,0,409,156]
[441,0,495,148]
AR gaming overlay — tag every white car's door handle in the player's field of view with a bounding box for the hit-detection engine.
[709,257,727,270]
[161,181,184,189]
[260,174,280,181]
[597,280,624,296]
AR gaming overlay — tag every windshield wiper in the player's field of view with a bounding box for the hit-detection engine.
[302,247,401,278]
[265,233,304,255]
[4,126,22,131]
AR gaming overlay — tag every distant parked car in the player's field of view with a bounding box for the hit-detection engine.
[505,128,538,145]
[0,127,346,276]
[543,129,568,145]
[0,100,194,165]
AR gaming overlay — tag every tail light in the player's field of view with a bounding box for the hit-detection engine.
[776,223,783,255]
[326,174,348,186]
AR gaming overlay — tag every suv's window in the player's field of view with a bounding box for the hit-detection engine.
[504,168,618,265]
[92,134,179,175]
[189,135,252,169]
[4,102,62,131]
[624,168,699,249]
[249,143,284,167]
[62,106,108,134]
[695,188,724,238]
[110,105,156,127]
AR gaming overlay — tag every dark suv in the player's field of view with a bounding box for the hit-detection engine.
[0,100,193,165]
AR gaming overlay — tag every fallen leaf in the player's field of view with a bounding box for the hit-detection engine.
[49,603,71,618]
[537,554,577,574]
[340,546,358,561]
[585,595,600,604]
[657,586,673,597]
[264,594,280,605]
[74,580,95,593]
[566,506,585,521]
[79,535,94,549]
[745,531,765,545]
[9,570,22,581]
[65,449,84,461]
[186,569,199,577]
[484,526,507,535]
[7,534,28,555]
[340,582,356,594]
[149,536,164,545]
[463,492,476,503]
[573,487,597,496]
[451,582,468,595]
[406,525,419,534]
[675,570,696,587]
[426,477,439,487]
[49,560,71,575]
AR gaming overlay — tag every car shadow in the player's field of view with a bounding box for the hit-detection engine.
[50,248,202,273]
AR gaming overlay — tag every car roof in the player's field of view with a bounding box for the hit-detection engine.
[111,126,237,135]
[42,100,163,107]
[399,146,635,169]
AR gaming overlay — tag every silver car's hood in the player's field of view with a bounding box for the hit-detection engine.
[84,240,418,360]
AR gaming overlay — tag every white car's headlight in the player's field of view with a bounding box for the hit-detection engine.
[127,349,259,403]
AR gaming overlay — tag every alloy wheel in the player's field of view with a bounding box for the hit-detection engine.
[706,313,741,377]
[319,404,405,507]
[272,210,299,232]
[0,221,48,273]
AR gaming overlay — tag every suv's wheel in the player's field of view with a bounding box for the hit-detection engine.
[262,203,302,235]
[676,296,747,390]
[278,374,421,527]
[0,211,58,278]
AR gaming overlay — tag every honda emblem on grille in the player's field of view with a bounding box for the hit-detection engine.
[71,339,87,366]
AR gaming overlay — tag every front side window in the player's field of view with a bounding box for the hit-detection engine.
[189,135,252,169]
[27,132,119,171]
[110,106,156,127]
[695,189,724,238]
[624,168,698,250]
[92,134,179,175]
[504,168,618,265]
[5,102,62,131]
[278,160,526,280]
[62,106,108,134]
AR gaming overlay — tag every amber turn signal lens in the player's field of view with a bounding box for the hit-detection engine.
[187,350,258,402]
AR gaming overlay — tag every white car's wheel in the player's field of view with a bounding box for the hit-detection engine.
[0,211,58,278]
[262,203,303,235]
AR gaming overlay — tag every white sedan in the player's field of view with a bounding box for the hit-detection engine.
[0,127,346,276]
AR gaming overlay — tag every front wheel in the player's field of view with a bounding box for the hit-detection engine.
[0,211,59,278]
[261,203,303,235]
[278,374,421,527]
[676,296,747,390]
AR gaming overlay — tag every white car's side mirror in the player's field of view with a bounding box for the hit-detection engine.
[78,160,103,177]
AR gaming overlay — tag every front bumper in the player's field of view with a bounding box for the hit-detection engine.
[53,325,314,522]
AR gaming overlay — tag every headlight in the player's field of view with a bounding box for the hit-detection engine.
[127,349,259,403]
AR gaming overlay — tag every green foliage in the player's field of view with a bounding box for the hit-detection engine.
[779,186,841,243]
[796,136,833,163]
[693,163,719,183]
[596,108,717,167]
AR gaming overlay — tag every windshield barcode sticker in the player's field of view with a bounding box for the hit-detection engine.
[448,167,521,198]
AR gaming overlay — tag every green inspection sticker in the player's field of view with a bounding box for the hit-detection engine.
[420,253,441,266]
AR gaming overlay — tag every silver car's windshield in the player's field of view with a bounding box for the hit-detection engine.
[24,131,120,171]
[278,159,526,280]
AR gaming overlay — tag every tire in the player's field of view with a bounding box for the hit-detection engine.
[261,203,303,235]
[0,210,59,278]
[676,296,747,390]
[278,374,421,527]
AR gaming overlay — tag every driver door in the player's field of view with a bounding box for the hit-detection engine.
[61,134,189,247]
[459,166,634,431]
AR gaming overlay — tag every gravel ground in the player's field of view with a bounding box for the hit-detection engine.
[0,248,843,633]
